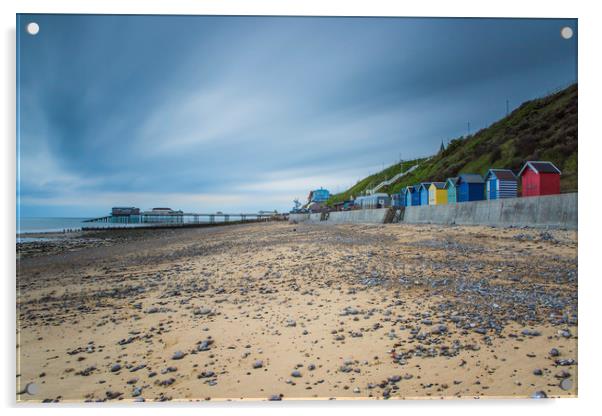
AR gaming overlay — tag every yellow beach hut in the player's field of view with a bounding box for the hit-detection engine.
[428,182,448,205]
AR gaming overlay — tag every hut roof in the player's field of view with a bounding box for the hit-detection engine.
[458,173,485,184]
[445,177,459,188]
[518,161,562,176]
[419,182,433,191]
[430,182,446,190]
[408,185,422,193]
[486,169,517,181]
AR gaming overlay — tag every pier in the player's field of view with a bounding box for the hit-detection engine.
[83,210,286,226]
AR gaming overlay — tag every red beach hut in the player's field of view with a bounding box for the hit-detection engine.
[518,161,561,197]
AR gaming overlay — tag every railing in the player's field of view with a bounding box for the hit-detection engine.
[367,163,421,195]
[84,212,282,224]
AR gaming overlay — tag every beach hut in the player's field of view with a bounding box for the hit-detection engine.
[393,188,408,207]
[355,193,391,209]
[405,186,420,206]
[485,169,518,199]
[456,174,485,202]
[400,188,407,207]
[428,182,448,205]
[518,161,561,197]
[445,177,459,204]
[391,191,405,207]
[419,183,433,206]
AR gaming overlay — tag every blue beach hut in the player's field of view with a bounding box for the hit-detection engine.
[405,186,420,206]
[457,174,485,202]
[391,191,405,207]
[445,177,459,204]
[485,169,518,200]
[399,188,408,207]
[419,182,433,206]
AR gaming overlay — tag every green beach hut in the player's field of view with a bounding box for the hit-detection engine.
[445,177,459,204]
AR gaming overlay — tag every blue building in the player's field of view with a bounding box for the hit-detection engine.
[485,169,518,200]
[457,174,485,202]
[419,182,433,205]
[391,189,407,207]
[391,193,403,207]
[309,188,330,203]
[400,188,407,207]
[405,185,420,206]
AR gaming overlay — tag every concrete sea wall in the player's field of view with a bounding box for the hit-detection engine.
[289,213,311,223]
[289,193,577,229]
[323,208,390,224]
[402,193,577,229]
[288,208,390,225]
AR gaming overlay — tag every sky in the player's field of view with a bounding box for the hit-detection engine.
[17,15,577,217]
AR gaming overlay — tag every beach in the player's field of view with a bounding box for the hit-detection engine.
[16,222,578,402]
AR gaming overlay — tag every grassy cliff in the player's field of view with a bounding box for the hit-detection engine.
[327,158,427,205]
[328,83,577,203]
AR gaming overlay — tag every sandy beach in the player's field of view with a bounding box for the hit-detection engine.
[16,222,578,402]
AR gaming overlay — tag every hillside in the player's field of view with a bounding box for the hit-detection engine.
[328,158,427,205]
[328,83,577,204]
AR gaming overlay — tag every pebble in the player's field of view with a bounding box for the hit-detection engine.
[172,351,186,360]
[194,307,213,316]
[560,379,573,391]
[291,370,302,378]
[555,370,570,379]
[555,359,576,366]
[431,325,448,335]
[253,360,263,369]
[197,339,214,352]
[157,377,176,386]
[531,391,547,399]
[110,364,121,373]
[106,391,122,400]
[388,375,402,383]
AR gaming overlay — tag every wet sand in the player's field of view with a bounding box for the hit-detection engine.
[16,222,578,402]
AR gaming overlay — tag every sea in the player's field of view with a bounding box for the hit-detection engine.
[16,216,218,242]
[18,217,91,234]
[16,217,152,242]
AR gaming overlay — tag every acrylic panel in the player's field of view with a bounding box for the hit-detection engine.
[16,14,578,403]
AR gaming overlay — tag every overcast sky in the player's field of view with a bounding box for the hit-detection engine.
[17,15,577,217]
